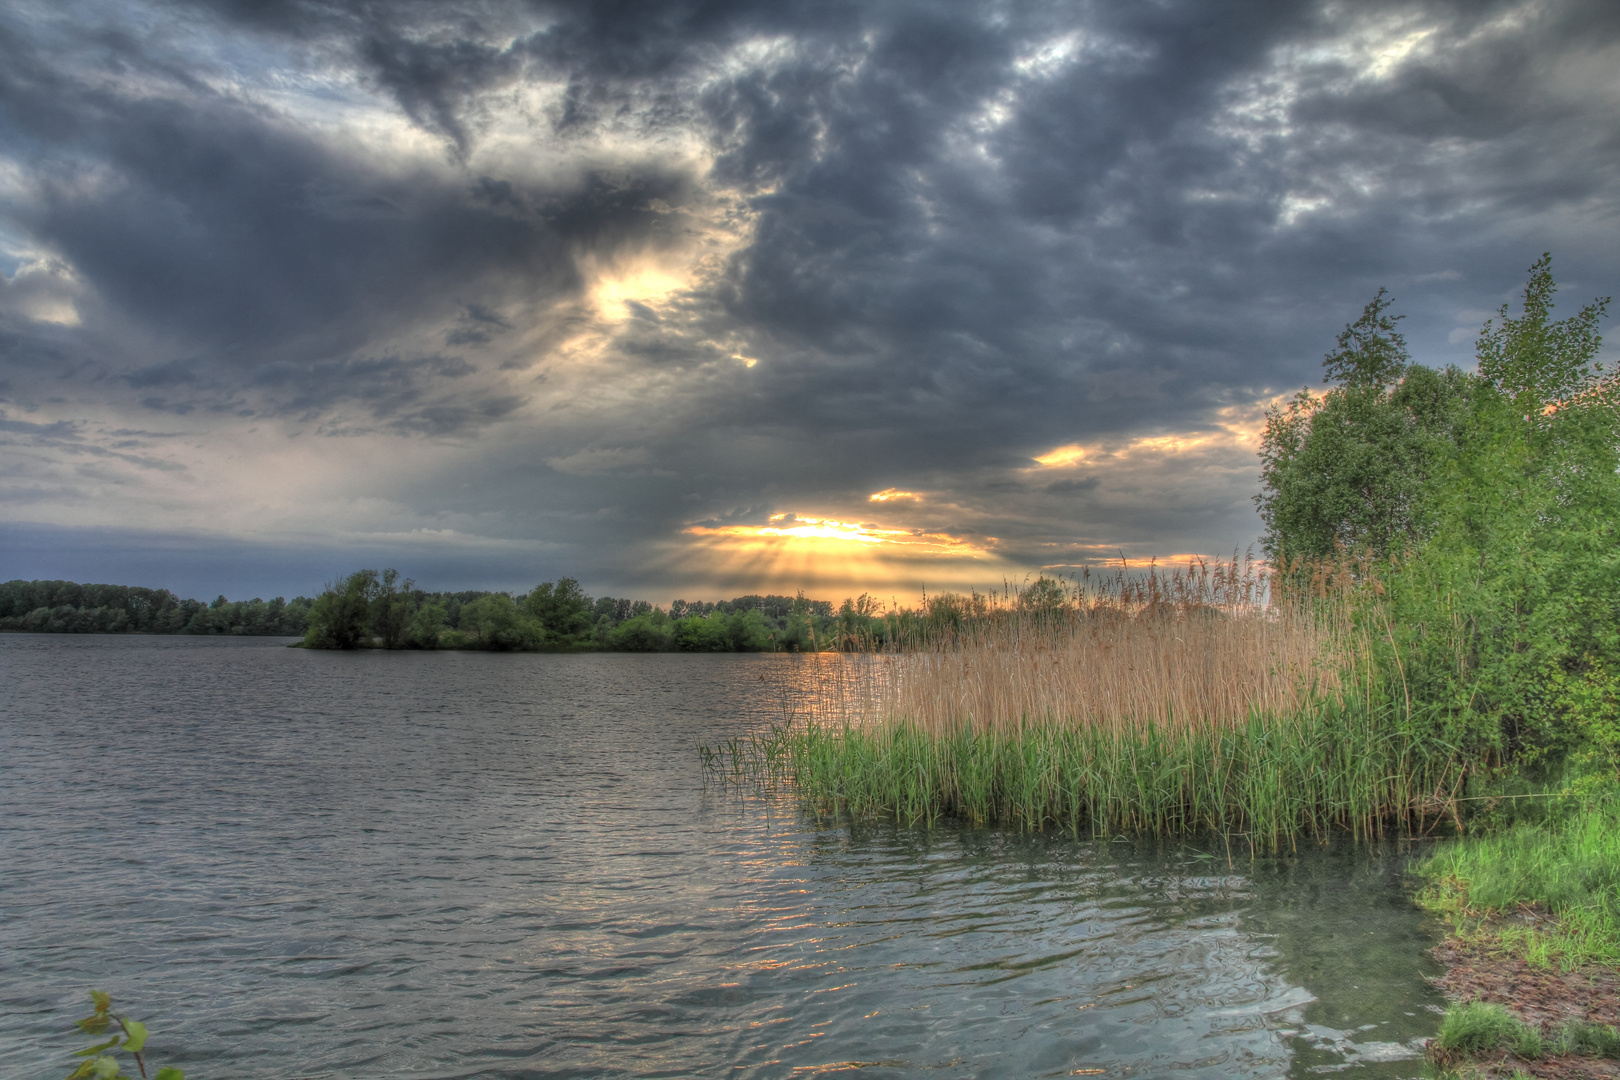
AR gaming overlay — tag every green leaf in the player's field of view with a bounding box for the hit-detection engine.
[89,1055,121,1080]
[153,1068,184,1080]
[77,1018,111,1035]
[89,991,112,1013]
[74,1037,122,1057]
[64,1060,96,1080]
[120,1021,148,1053]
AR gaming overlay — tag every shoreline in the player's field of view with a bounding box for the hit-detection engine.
[1428,927,1620,1078]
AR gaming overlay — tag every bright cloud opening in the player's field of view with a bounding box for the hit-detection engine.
[1033,444,1086,467]
[588,262,688,320]
[688,513,976,553]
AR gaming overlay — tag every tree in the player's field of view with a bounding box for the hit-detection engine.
[459,594,542,650]
[1476,253,1612,417]
[1258,255,1618,768]
[1257,290,1470,563]
[524,578,595,643]
[303,570,378,648]
[404,600,448,648]
[1322,285,1408,390]
[370,568,416,649]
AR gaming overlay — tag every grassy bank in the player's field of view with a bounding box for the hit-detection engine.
[1415,790,1620,1076]
[1418,792,1620,969]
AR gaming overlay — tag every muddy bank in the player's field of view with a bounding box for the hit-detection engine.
[1430,934,1620,1079]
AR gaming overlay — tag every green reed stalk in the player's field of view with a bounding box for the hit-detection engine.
[723,690,1460,848]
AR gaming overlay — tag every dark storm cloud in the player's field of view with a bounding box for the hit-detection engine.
[0,2,705,423]
[1,0,1617,595]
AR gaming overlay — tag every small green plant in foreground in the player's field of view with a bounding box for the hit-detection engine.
[60,991,182,1080]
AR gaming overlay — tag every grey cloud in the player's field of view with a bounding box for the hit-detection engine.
[1,0,1617,595]
[124,360,199,388]
[0,415,82,438]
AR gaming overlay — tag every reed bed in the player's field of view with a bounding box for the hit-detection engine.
[707,559,1461,845]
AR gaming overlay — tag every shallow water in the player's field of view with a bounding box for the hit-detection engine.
[0,636,1447,1078]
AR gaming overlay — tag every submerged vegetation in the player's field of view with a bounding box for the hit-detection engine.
[710,255,1620,856]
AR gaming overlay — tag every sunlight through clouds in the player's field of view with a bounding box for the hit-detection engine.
[0,0,1613,597]
[673,514,1006,598]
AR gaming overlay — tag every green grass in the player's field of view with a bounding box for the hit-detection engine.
[1551,1019,1620,1057]
[1429,1001,1620,1071]
[1417,794,1620,968]
[1433,1002,1541,1059]
[713,693,1465,847]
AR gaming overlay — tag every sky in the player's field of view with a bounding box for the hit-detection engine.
[1,0,1617,604]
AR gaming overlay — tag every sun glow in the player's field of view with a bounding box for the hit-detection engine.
[589,263,687,319]
[687,514,975,553]
[1031,402,1278,472]
[1033,444,1086,467]
[675,512,1005,598]
[868,488,919,502]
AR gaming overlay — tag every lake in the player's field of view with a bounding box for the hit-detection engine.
[0,635,1448,1078]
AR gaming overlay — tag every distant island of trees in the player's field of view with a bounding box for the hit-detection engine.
[299,569,883,651]
[0,573,910,652]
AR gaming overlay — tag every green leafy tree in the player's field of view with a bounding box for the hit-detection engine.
[458,594,543,650]
[370,568,416,649]
[1257,291,1472,563]
[608,609,675,651]
[404,600,448,648]
[1407,257,1617,762]
[523,578,595,644]
[1260,255,1616,769]
[302,570,379,649]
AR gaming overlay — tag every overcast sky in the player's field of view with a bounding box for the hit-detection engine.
[2,0,1617,603]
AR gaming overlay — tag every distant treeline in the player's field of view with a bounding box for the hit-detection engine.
[0,573,901,651]
[0,580,313,636]
[301,569,873,652]
[3,570,1172,652]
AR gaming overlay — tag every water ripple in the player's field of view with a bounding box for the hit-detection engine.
[0,637,1444,1078]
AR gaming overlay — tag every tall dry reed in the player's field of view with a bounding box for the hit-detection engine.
[828,556,1344,736]
[708,558,1457,843]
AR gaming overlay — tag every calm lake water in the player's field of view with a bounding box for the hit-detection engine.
[0,635,1448,1079]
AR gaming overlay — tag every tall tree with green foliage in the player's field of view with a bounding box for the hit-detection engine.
[1257,289,1472,563]
[303,569,379,649]
[370,568,416,649]
[1258,254,1615,770]
[523,577,595,645]
[1413,256,1616,764]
